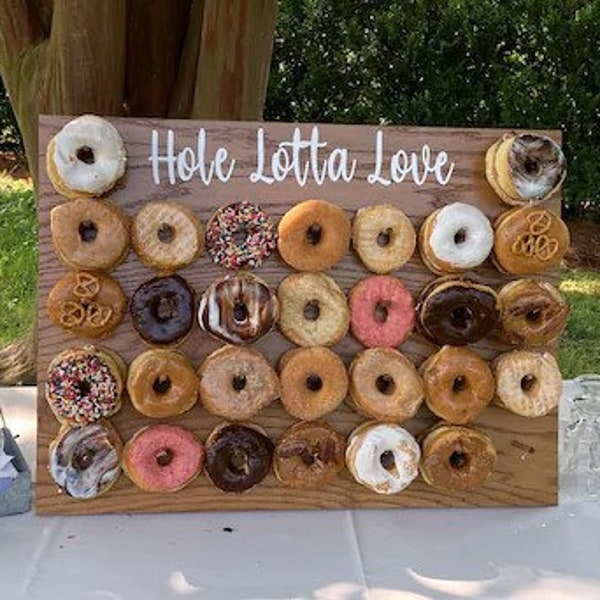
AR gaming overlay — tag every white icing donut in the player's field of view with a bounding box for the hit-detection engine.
[427,202,493,270]
[47,115,126,197]
[345,422,420,494]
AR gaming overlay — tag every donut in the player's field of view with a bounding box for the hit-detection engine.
[131,201,204,272]
[205,423,274,493]
[130,274,195,346]
[277,272,349,347]
[46,346,126,425]
[415,276,499,346]
[498,279,569,346]
[198,273,278,345]
[123,424,205,493]
[349,275,415,348]
[278,347,348,420]
[126,349,199,418]
[348,348,423,422]
[493,350,562,417]
[352,204,416,273]
[50,198,130,271]
[485,133,566,206]
[419,423,496,491]
[205,201,277,269]
[419,202,494,274]
[47,271,127,338]
[419,346,495,424]
[46,115,126,198]
[198,346,280,420]
[274,421,345,489]
[493,206,570,275]
[345,422,420,494]
[49,420,122,499]
[278,199,351,271]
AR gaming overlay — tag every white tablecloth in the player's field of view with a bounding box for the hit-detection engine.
[1,385,599,600]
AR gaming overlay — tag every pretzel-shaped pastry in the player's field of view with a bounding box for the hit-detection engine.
[73,272,100,299]
[58,301,86,327]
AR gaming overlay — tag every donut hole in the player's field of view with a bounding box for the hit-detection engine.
[376,374,396,395]
[231,374,247,392]
[76,379,92,398]
[76,145,95,165]
[449,451,469,470]
[305,374,323,392]
[157,223,175,244]
[153,295,178,322]
[232,227,249,247]
[306,224,322,245]
[300,448,316,466]
[526,308,542,323]
[377,228,393,247]
[520,374,538,393]
[449,305,473,330]
[233,302,249,323]
[73,448,96,470]
[228,448,251,475]
[379,450,396,472]
[452,376,467,393]
[374,301,389,323]
[78,220,98,243]
[152,375,171,395]
[524,157,540,175]
[303,300,320,321]
[155,448,174,467]
[453,228,468,245]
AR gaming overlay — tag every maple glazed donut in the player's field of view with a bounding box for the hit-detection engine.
[132,200,204,272]
[205,423,274,493]
[49,420,122,499]
[50,198,130,271]
[198,273,278,345]
[127,349,199,418]
[498,279,569,346]
[419,424,496,491]
[46,346,126,426]
[345,422,420,494]
[419,346,495,424]
[206,201,277,269]
[123,424,205,493]
[278,199,351,271]
[493,206,570,275]
[274,421,345,489]
[278,346,348,420]
[46,115,126,198]
[130,274,195,346]
[485,132,566,206]
[419,202,494,274]
[493,350,562,417]
[348,348,423,422]
[415,277,499,346]
[349,275,415,348]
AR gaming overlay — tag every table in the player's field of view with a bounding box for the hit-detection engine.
[1,384,599,600]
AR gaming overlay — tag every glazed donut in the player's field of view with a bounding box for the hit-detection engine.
[205,423,274,492]
[132,201,204,272]
[123,424,205,493]
[485,133,566,206]
[278,346,348,420]
[349,275,415,348]
[49,420,122,499]
[419,423,496,491]
[493,206,570,275]
[498,279,569,346]
[419,202,493,274]
[126,349,199,418]
[130,274,195,346]
[198,346,280,420]
[415,276,499,346]
[493,350,562,417]
[274,421,345,489]
[46,115,126,198]
[419,346,495,424]
[345,422,420,494]
[348,348,423,422]
[46,346,126,425]
[47,271,127,339]
[278,199,351,271]
[277,272,349,347]
[206,201,277,269]
[198,273,278,345]
[352,204,416,273]
[50,198,130,271]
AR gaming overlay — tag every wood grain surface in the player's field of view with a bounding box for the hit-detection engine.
[36,116,560,515]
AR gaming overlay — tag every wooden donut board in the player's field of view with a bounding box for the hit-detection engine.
[36,116,561,515]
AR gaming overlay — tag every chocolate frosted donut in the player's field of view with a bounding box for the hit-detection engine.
[198,273,278,345]
[416,277,499,346]
[130,275,194,346]
[205,423,274,492]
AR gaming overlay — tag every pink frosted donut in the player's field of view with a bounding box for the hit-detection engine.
[123,424,205,492]
[349,275,415,347]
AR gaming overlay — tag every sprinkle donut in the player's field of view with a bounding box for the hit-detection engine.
[206,201,277,269]
[123,424,205,493]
